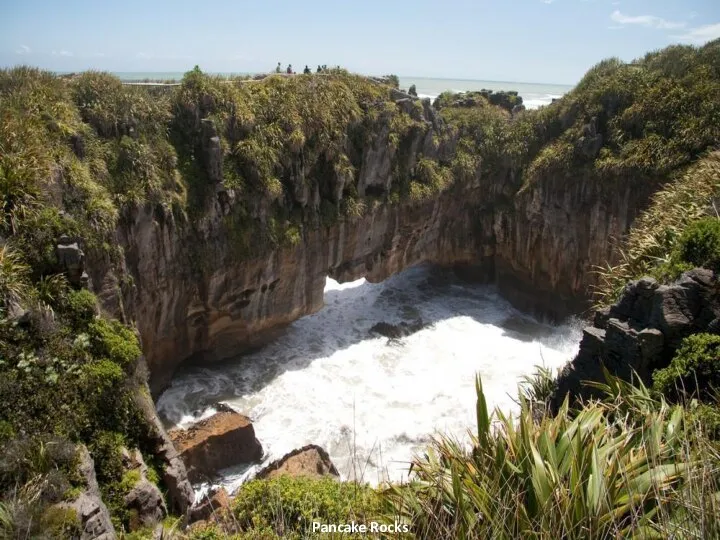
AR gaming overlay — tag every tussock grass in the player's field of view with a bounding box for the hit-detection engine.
[385,372,720,539]
[593,151,720,305]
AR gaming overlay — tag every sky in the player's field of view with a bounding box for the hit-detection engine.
[1,0,719,85]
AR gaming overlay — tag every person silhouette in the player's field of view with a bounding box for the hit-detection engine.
[275,62,281,73]
[286,64,292,74]
[317,65,322,73]
[304,65,311,74]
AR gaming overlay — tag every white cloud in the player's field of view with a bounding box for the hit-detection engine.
[610,10,686,30]
[52,49,73,57]
[15,45,30,55]
[542,0,555,4]
[672,23,720,45]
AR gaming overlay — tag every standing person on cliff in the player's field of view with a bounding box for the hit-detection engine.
[275,62,281,73]
[286,64,293,74]
[304,65,311,74]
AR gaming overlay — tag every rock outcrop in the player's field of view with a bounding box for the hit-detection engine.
[190,487,231,523]
[55,446,116,540]
[134,374,195,514]
[552,269,720,406]
[256,445,339,480]
[121,448,167,531]
[370,319,426,339]
[169,406,263,483]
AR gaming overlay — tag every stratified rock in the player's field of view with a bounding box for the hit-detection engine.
[201,118,223,184]
[56,235,86,287]
[169,407,263,483]
[121,447,167,531]
[552,269,720,407]
[55,446,116,540]
[256,444,339,480]
[133,379,194,515]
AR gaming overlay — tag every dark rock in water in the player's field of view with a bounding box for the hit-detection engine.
[190,487,231,523]
[169,407,263,483]
[370,318,426,339]
[256,444,339,480]
[552,268,720,408]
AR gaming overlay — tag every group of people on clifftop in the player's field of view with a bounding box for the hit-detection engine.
[275,62,329,75]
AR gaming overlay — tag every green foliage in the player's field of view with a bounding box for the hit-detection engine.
[88,318,141,368]
[64,288,98,327]
[233,476,385,538]
[594,151,720,305]
[673,217,720,273]
[385,373,718,538]
[653,333,720,402]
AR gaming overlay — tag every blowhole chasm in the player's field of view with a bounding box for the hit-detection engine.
[156,264,581,491]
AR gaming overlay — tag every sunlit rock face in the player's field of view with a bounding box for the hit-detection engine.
[87,95,657,393]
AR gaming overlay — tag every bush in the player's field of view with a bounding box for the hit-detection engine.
[233,476,384,537]
[89,318,141,368]
[385,375,690,538]
[674,217,720,272]
[64,288,97,327]
[653,333,720,401]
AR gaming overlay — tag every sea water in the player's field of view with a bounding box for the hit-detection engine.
[156,264,581,493]
[108,72,571,109]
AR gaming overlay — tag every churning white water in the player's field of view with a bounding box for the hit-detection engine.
[156,264,581,493]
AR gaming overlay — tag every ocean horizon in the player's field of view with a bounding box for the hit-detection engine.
[95,71,573,109]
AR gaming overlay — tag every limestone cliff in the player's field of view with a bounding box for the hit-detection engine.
[102,106,657,393]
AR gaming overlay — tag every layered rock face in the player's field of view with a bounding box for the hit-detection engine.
[99,94,659,393]
[552,269,720,406]
[492,173,661,319]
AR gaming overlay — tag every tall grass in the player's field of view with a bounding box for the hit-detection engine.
[593,151,720,306]
[385,372,720,539]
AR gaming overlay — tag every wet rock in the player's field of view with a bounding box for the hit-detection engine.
[190,487,231,523]
[257,444,339,480]
[370,318,426,339]
[169,406,263,483]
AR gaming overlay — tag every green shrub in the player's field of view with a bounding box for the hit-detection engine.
[688,403,720,440]
[64,288,97,326]
[653,333,720,401]
[673,217,720,272]
[89,431,125,484]
[89,318,141,368]
[233,476,384,537]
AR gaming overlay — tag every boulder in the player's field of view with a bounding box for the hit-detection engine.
[257,444,339,480]
[169,406,263,483]
[370,318,426,339]
[190,487,231,523]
